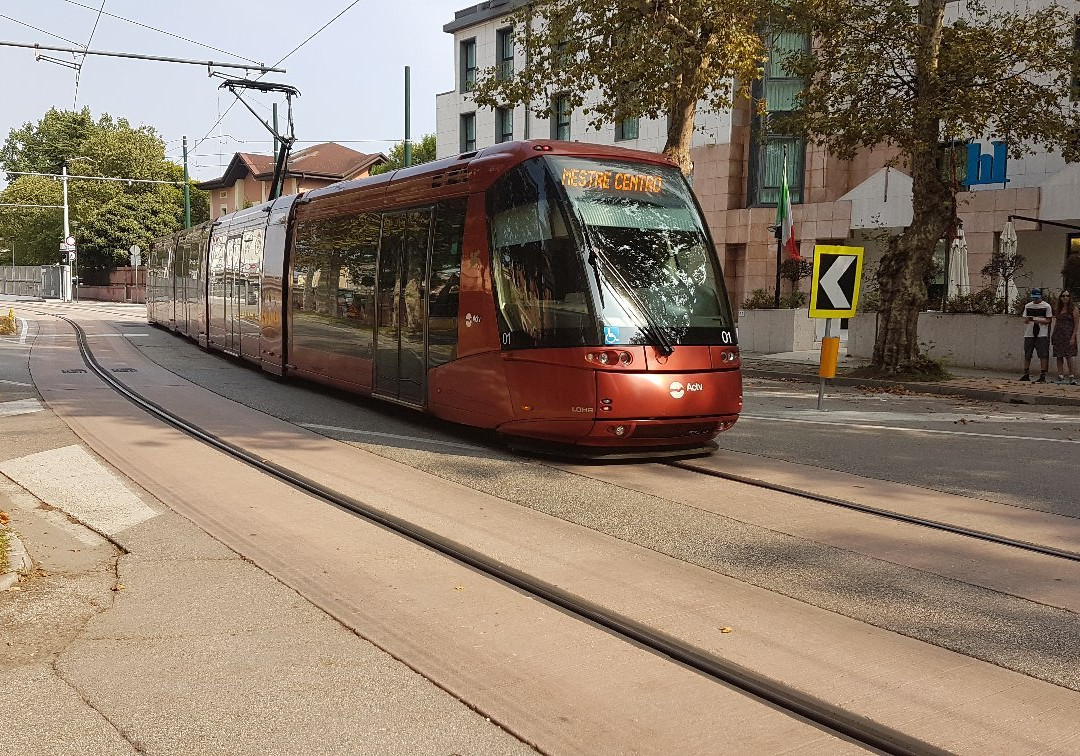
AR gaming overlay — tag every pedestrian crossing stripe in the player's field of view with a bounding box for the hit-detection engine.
[809,245,865,318]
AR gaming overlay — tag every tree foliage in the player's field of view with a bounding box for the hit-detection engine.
[370,134,437,175]
[471,0,766,174]
[781,0,1080,372]
[0,108,208,278]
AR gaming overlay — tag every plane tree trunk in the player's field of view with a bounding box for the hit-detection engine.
[871,0,955,374]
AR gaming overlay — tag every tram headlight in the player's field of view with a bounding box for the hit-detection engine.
[587,350,632,366]
[718,348,739,364]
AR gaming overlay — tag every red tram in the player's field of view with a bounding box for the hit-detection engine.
[147,140,742,454]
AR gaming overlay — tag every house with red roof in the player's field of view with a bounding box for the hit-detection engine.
[197,142,386,219]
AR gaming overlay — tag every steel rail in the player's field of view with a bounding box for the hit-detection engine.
[669,460,1080,563]
[51,311,943,756]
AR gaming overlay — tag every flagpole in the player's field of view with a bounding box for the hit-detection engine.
[774,226,783,308]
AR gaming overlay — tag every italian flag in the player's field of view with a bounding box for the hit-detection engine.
[776,155,800,260]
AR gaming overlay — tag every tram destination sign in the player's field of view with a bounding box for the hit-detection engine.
[809,245,865,319]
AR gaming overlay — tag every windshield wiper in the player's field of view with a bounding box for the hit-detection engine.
[589,245,675,357]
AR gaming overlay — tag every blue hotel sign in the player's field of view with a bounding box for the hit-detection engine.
[962,141,1009,187]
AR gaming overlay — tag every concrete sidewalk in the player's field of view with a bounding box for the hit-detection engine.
[743,348,1080,407]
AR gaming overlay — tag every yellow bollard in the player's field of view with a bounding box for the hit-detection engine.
[818,336,840,379]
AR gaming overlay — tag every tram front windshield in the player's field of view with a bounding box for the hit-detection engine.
[488,155,734,350]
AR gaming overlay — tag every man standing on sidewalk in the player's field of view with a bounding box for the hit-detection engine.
[1021,288,1054,382]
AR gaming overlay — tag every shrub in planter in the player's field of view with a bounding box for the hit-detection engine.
[943,287,1005,315]
[742,288,806,309]
[742,288,776,309]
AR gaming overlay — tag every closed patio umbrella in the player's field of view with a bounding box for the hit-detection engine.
[997,220,1018,307]
[947,227,970,299]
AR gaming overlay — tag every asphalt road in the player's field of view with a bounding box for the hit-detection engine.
[727,379,1080,518]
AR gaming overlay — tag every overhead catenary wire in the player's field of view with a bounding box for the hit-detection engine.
[0,12,81,45]
[73,0,108,108]
[59,0,262,64]
[194,0,364,150]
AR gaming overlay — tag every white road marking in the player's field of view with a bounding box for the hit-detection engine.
[0,399,43,417]
[17,317,28,344]
[0,379,33,387]
[0,445,157,535]
[301,423,482,450]
[747,408,1080,424]
[739,414,1080,444]
[123,333,149,337]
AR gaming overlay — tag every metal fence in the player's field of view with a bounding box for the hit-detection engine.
[0,265,67,299]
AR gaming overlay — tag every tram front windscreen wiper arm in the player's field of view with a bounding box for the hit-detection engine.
[589,245,675,357]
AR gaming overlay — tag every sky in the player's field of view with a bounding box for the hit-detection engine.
[0,0,458,184]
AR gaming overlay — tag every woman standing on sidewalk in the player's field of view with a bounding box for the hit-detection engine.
[1051,291,1079,384]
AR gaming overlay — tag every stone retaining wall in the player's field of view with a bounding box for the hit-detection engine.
[848,312,1026,371]
[737,309,818,353]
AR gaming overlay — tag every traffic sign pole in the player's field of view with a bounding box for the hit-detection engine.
[817,319,840,410]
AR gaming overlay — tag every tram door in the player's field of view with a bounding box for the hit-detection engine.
[218,235,241,354]
[374,209,432,405]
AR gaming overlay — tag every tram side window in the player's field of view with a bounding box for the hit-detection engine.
[292,213,380,361]
[209,236,226,300]
[488,158,596,348]
[428,199,467,368]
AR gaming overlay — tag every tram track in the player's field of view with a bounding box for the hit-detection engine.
[665,459,1080,564]
[41,309,951,755]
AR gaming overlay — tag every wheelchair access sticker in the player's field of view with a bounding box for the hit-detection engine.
[603,326,621,345]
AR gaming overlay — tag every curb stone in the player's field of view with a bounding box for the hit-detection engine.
[743,368,1080,408]
[0,529,32,591]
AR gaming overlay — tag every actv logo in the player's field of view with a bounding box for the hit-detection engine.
[669,381,703,399]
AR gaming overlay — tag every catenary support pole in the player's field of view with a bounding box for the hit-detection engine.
[404,66,412,168]
[62,164,71,302]
[182,136,191,229]
[62,165,70,244]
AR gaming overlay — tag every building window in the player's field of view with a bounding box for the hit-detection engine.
[460,113,476,153]
[496,107,514,143]
[554,40,571,70]
[551,95,571,140]
[219,190,227,198]
[615,116,639,141]
[460,38,477,93]
[749,30,809,206]
[496,27,514,80]
[220,206,228,216]
[1068,233,1080,258]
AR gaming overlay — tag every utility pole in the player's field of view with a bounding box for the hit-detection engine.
[404,66,412,168]
[183,136,191,229]
[62,164,72,302]
[62,164,70,244]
